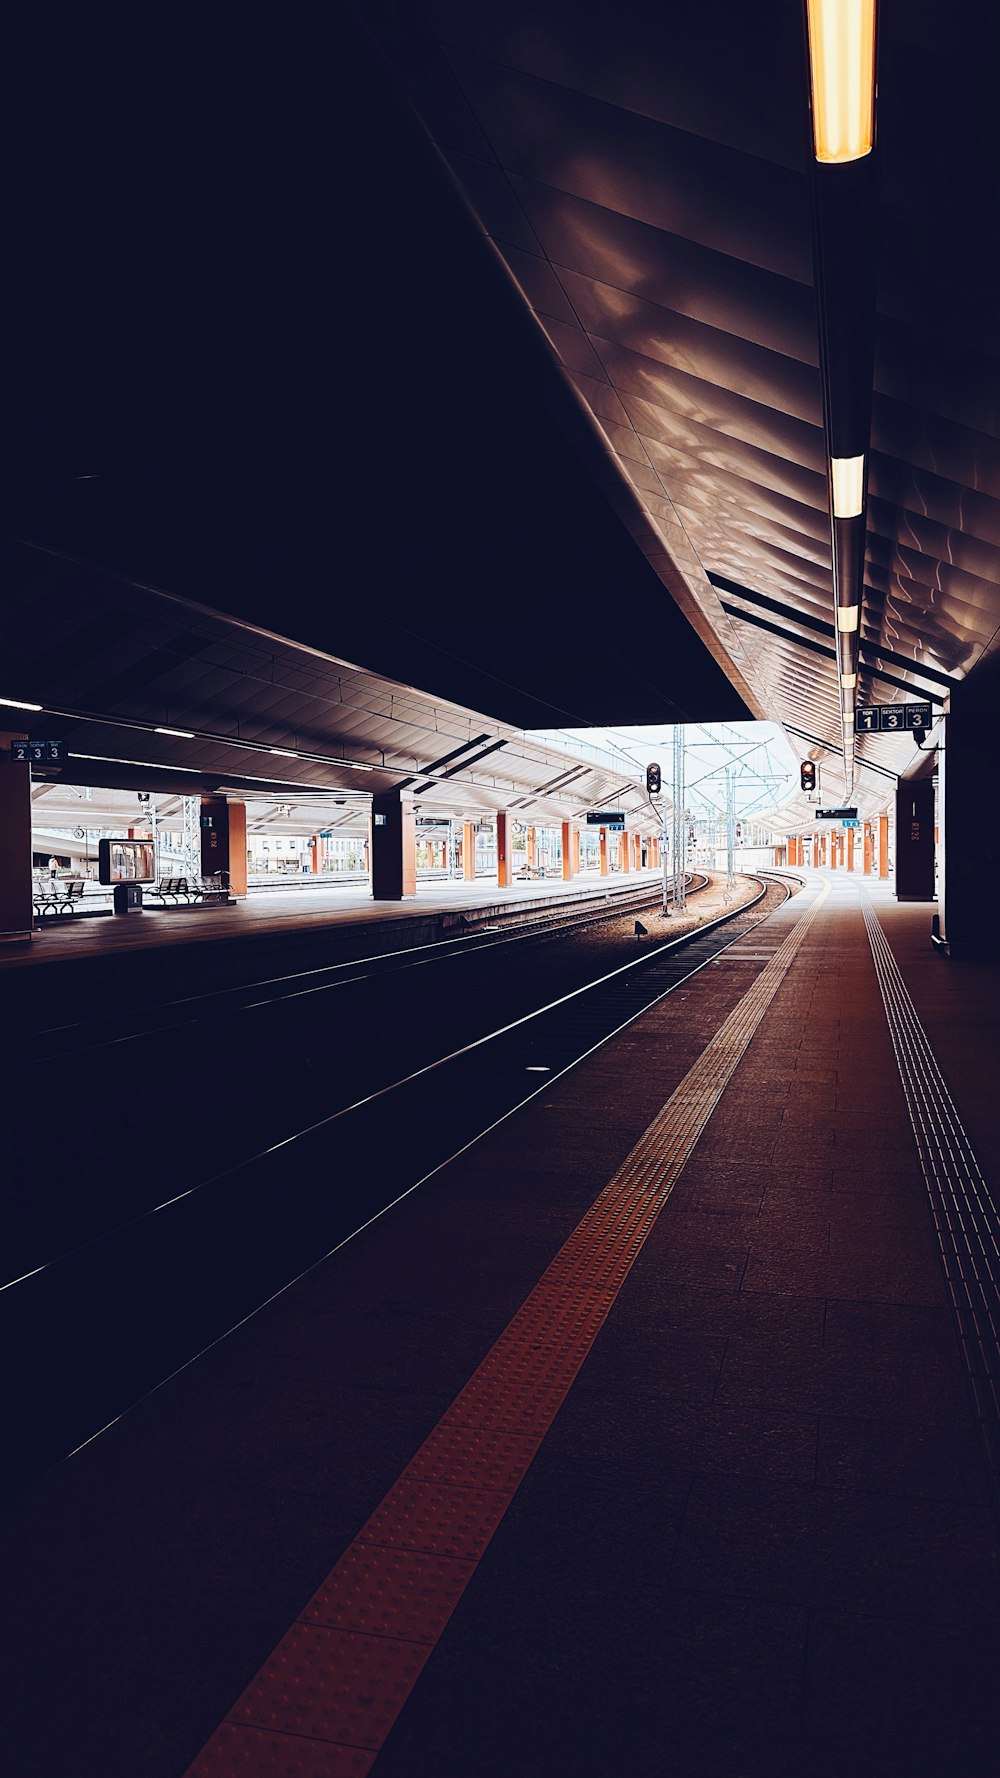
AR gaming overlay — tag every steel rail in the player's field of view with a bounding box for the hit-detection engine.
[29,874,708,1057]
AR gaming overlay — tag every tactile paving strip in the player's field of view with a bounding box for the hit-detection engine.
[861,894,1000,1493]
[184,880,831,1774]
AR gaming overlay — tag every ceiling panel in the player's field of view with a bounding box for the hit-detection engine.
[358,0,997,818]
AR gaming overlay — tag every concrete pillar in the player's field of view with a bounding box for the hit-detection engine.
[894,778,935,903]
[938,666,1000,953]
[496,812,510,888]
[879,813,889,879]
[0,730,33,943]
[561,821,573,881]
[599,828,608,876]
[463,822,475,881]
[370,792,417,900]
[200,796,248,895]
[571,830,580,876]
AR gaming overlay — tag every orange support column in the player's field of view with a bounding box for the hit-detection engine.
[561,821,573,881]
[309,834,320,874]
[496,812,510,888]
[526,827,536,873]
[879,813,889,879]
[634,834,642,871]
[463,822,475,881]
[571,829,580,876]
[599,828,608,876]
[200,796,248,896]
[621,832,630,873]
[863,823,873,874]
[846,828,855,872]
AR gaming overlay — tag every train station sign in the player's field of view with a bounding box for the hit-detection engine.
[586,811,625,830]
[10,739,68,764]
[816,807,858,821]
[855,704,932,733]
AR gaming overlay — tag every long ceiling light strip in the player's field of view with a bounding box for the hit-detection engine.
[805,0,879,797]
[806,0,876,163]
[3,699,646,809]
[830,453,865,519]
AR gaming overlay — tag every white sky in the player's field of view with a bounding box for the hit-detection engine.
[551,722,798,822]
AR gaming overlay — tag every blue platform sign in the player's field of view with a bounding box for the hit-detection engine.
[842,818,860,828]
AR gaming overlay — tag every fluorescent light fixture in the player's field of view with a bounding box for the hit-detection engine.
[830,454,865,518]
[154,726,195,739]
[806,0,876,164]
[269,748,297,757]
[841,672,857,689]
[0,696,43,711]
[837,605,860,632]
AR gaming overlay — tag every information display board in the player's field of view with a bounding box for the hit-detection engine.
[98,838,157,884]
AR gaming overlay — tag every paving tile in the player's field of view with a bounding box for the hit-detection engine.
[673,1472,1000,1621]
[577,1321,729,1401]
[800,1609,1000,1775]
[541,1389,818,1485]
[742,1249,948,1307]
[816,1415,991,1504]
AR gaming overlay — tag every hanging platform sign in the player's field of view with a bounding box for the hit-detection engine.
[586,811,625,830]
[10,739,67,763]
[855,704,932,733]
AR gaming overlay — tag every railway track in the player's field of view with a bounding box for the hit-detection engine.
[27,874,708,1058]
[1,874,789,1499]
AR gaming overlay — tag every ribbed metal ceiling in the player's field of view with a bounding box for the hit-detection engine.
[360,0,999,820]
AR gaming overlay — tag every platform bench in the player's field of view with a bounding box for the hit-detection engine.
[154,876,232,906]
[33,879,87,916]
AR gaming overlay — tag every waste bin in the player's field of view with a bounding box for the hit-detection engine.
[113,882,144,914]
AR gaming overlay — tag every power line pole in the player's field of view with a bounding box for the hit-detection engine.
[725,766,736,899]
[672,725,687,912]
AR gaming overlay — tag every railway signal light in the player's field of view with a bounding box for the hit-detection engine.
[800,760,818,793]
[646,762,662,796]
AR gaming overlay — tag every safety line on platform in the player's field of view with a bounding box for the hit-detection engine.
[182,879,831,1777]
[861,896,1000,1498]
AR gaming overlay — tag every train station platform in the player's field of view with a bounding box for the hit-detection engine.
[3,871,999,1776]
[2,867,667,967]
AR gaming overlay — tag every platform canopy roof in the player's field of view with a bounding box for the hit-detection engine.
[2,542,661,831]
[4,2,996,835]
[357,0,999,823]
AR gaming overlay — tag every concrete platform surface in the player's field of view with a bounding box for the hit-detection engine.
[2,872,998,1776]
[3,866,669,966]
